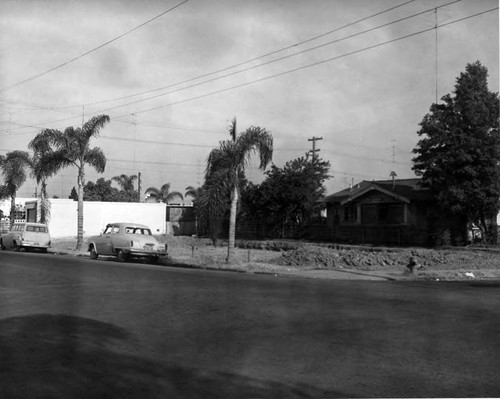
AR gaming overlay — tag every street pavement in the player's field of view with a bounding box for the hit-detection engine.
[1,250,499,398]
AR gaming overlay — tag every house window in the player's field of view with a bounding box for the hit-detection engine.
[385,204,404,224]
[344,205,357,222]
[362,205,377,224]
[362,203,404,225]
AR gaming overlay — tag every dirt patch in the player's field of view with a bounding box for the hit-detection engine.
[273,245,500,271]
[50,235,500,280]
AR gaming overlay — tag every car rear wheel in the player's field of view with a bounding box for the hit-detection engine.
[90,245,98,260]
[13,241,20,252]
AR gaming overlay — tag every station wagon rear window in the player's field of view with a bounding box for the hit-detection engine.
[26,226,48,233]
[125,227,152,235]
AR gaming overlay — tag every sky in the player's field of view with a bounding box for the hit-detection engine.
[0,0,498,201]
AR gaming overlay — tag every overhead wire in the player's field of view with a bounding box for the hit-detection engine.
[58,0,420,108]
[0,0,475,132]
[94,0,463,115]
[0,0,189,93]
[1,6,496,137]
[111,6,497,119]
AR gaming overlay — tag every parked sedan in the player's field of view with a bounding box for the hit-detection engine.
[0,222,51,252]
[87,222,167,263]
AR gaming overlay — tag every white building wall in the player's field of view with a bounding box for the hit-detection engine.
[47,199,166,238]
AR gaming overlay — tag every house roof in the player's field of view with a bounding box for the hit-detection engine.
[321,178,431,204]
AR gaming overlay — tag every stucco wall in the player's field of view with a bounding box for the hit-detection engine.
[47,199,166,238]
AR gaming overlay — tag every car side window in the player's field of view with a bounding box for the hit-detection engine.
[125,227,134,234]
[112,226,120,234]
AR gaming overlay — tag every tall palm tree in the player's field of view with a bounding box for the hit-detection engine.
[28,135,59,224]
[202,118,273,262]
[145,183,183,203]
[35,115,110,250]
[112,174,137,191]
[0,151,31,228]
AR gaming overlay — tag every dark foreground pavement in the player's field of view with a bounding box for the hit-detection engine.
[1,251,499,398]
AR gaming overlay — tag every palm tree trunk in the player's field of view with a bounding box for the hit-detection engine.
[10,192,16,229]
[76,169,84,250]
[226,185,238,263]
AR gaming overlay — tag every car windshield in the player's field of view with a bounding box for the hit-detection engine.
[125,227,152,235]
[103,225,120,234]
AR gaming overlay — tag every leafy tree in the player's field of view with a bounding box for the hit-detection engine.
[145,183,183,203]
[84,178,117,201]
[69,187,78,201]
[0,151,31,228]
[83,178,139,202]
[35,115,110,250]
[412,61,500,244]
[241,154,330,237]
[201,118,273,262]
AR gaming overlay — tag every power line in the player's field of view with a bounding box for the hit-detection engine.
[0,0,189,93]
[2,5,495,135]
[94,0,463,115]
[57,0,419,109]
[111,6,497,119]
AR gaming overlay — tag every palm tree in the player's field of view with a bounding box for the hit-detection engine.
[202,118,273,262]
[145,183,183,203]
[184,185,202,203]
[0,151,31,228]
[34,115,110,250]
[28,135,60,224]
[112,174,137,191]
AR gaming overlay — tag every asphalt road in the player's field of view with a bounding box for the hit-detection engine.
[1,251,499,398]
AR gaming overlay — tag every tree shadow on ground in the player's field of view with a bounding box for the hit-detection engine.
[0,314,343,398]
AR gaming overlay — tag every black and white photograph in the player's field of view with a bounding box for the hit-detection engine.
[1,0,499,397]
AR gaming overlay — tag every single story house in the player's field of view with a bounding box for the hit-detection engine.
[321,178,467,246]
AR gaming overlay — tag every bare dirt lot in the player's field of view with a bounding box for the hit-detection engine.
[161,236,500,280]
[50,235,500,281]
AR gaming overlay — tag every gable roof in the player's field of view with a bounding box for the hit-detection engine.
[321,178,431,204]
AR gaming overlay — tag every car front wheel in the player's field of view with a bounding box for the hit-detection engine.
[90,246,98,260]
[0,240,5,250]
[149,256,159,264]
[116,249,127,262]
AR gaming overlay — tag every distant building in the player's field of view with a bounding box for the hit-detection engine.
[321,178,467,246]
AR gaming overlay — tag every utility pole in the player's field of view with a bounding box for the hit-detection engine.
[138,171,142,202]
[308,136,323,158]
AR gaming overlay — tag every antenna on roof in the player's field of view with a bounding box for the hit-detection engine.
[390,171,397,189]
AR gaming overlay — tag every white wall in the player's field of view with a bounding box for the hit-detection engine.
[47,199,166,238]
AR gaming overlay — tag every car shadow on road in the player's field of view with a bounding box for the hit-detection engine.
[0,314,343,399]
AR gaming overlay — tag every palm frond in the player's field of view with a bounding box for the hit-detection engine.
[160,183,171,194]
[84,147,106,173]
[145,187,160,199]
[166,191,184,203]
[236,126,273,171]
[82,115,111,141]
[229,117,237,142]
